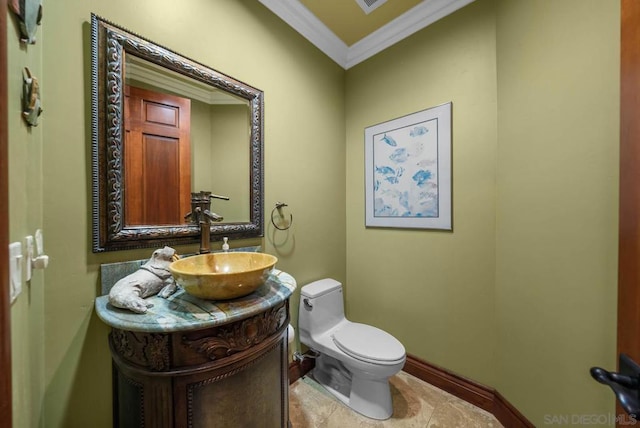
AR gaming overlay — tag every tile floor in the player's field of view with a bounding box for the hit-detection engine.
[289,371,503,427]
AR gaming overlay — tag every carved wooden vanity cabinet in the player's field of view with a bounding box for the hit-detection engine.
[96,270,296,428]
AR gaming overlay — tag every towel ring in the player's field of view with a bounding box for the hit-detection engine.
[271,202,293,231]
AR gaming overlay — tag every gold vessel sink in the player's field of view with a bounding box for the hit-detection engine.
[169,252,278,300]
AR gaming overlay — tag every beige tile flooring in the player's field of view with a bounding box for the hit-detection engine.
[289,371,503,428]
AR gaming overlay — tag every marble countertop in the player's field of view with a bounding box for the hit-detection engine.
[95,270,296,333]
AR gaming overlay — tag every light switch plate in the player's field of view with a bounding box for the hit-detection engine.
[25,235,33,282]
[35,229,43,255]
[9,242,23,303]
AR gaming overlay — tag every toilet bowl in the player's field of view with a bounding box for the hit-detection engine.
[298,279,406,420]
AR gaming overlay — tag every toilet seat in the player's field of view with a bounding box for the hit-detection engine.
[332,323,405,365]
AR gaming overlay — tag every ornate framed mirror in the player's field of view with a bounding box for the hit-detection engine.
[91,15,264,252]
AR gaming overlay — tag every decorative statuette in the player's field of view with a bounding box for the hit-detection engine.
[108,246,179,314]
[21,67,42,127]
[10,0,42,44]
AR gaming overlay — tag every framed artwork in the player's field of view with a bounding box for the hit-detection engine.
[365,102,452,230]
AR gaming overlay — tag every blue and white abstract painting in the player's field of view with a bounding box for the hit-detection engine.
[365,103,452,230]
[373,119,439,218]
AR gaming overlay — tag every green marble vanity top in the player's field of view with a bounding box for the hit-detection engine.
[95,270,296,333]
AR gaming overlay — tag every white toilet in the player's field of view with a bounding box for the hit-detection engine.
[298,278,406,420]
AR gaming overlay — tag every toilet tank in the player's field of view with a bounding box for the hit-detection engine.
[299,279,345,342]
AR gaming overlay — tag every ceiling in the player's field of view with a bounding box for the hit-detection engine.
[258,0,475,69]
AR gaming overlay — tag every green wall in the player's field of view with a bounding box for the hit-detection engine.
[208,104,251,222]
[191,101,250,222]
[9,0,620,426]
[494,0,619,422]
[346,0,619,426]
[7,7,46,427]
[346,0,498,386]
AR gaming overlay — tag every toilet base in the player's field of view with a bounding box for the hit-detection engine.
[312,354,393,420]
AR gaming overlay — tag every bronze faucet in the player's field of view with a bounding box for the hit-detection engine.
[184,191,229,254]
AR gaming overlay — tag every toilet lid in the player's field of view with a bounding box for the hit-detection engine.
[332,323,405,363]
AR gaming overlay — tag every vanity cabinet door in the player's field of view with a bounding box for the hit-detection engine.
[173,336,288,428]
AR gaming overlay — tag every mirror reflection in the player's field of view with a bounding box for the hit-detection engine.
[91,15,264,252]
[123,55,251,226]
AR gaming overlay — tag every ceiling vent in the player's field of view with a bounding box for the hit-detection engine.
[355,0,388,14]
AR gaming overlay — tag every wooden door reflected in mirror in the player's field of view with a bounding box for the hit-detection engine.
[124,85,191,226]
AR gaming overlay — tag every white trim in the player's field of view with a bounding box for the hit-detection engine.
[258,0,475,70]
[127,61,244,105]
[257,0,349,67]
[346,0,475,68]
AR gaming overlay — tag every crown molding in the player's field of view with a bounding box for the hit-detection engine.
[127,60,244,105]
[257,0,349,67]
[258,0,475,70]
[346,0,476,68]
